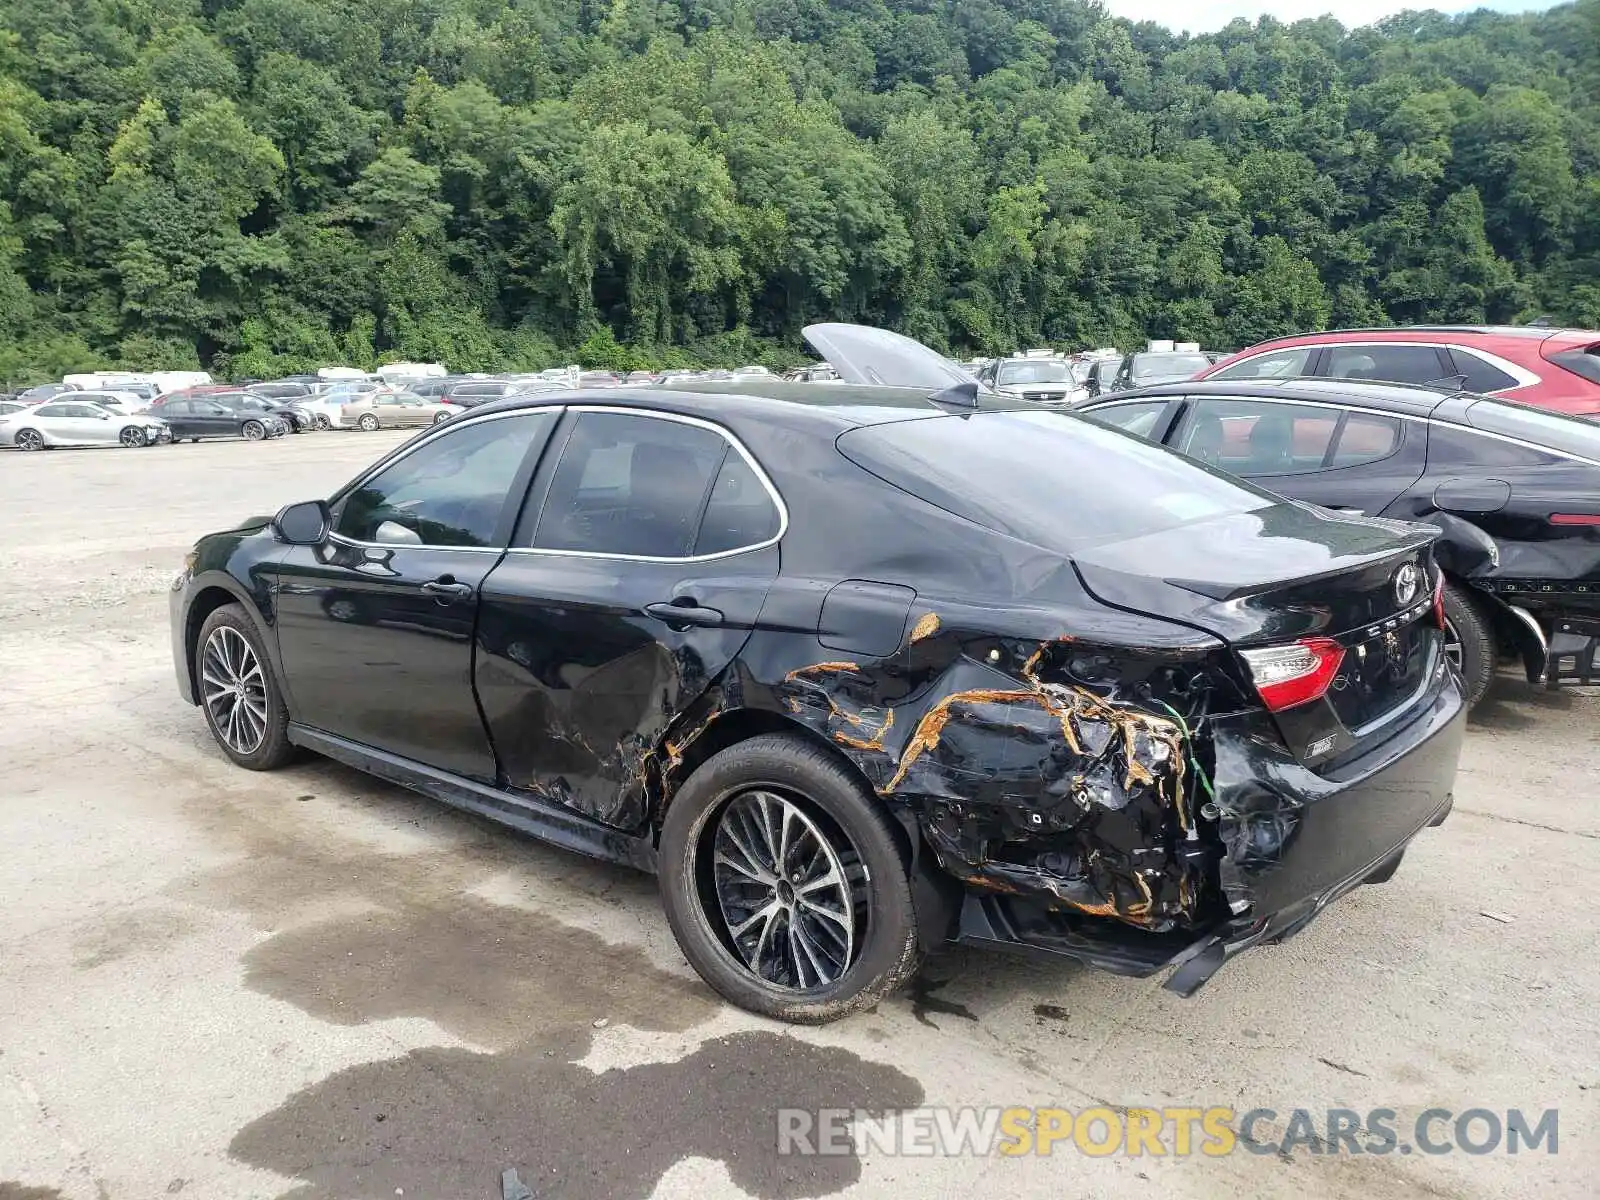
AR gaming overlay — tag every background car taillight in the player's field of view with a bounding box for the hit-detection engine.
[1239,638,1346,712]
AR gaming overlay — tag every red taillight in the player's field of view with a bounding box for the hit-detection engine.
[1432,572,1446,630]
[1549,513,1600,526]
[1239,638,1346,712]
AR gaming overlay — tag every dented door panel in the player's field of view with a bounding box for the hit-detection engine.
[474,547,779,831]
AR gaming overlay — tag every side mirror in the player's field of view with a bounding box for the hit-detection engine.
[273,499,332,545]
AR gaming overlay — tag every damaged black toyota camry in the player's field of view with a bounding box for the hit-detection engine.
[171,325,1465,1023]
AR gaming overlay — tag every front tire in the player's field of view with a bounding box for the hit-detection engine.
[241,420,266,442]
[658,734,921,1024]
[357,413,380,431]
[195,604,296,770]
[119,426,147,448]
[1442,581,1495,708]
[432,410,451,423]
[313,413,331,431]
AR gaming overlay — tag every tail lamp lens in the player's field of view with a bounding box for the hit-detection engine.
[1239,638,1346,712]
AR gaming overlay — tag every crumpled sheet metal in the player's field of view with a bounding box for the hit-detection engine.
[664,618,1216,931]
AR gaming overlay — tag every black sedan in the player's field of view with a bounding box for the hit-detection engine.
[149,394,289,442]
[170,325,1464,1022]
[1078,378,1600,702]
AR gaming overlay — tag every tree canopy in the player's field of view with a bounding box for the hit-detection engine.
[2,0,1599,380]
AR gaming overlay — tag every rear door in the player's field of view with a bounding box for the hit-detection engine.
[1168,395,1424,516]
[272,410,560,780]
[475,407,784,832]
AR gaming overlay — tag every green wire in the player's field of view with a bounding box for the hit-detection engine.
[1152,698,1217,804]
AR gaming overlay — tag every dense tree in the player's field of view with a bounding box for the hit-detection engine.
[1,0,1596,379]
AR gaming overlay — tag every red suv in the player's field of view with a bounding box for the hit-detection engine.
[1198,326,1600,417]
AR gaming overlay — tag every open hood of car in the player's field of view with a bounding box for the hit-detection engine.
[803,323,982,391]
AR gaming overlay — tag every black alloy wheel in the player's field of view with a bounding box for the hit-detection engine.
[658,734,921,1023]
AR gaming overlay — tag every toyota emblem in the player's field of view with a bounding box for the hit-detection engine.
[1393,562,1422,607]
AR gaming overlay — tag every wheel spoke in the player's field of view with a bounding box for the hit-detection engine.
[707,791,862,992]
[714,848,769,885]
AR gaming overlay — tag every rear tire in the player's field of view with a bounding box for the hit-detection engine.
[15,428,43,452]
[357,413,380,431]
[658,733,921,1024]
[1442,581,1495,708]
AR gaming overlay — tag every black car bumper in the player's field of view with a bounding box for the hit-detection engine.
[954,677,1466,995]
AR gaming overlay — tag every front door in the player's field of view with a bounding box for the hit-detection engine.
[272,409,560,780]
[475,408,784,831]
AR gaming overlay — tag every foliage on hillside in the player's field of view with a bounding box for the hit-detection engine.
[2,0,1599,378]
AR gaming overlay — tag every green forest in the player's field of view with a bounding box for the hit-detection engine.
[3,0,1600,379]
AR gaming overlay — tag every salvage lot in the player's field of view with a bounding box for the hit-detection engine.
[1,436,1597,1199]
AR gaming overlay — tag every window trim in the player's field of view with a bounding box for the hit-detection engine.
[327,408,561,553]
[509,405,789,564]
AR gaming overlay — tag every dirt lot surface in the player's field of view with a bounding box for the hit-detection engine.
[1,433,1597,1200]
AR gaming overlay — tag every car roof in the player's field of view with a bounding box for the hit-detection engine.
[1083,377,1453,418]
[455,379,1026,432]
[1228,324,1600,349]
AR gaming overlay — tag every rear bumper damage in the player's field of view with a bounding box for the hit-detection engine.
[951,681,1464,996]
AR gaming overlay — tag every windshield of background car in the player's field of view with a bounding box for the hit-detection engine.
[997,361,1072,385]
[837,410,1274,552]
[1463,398,1600,462]
[1132,353,1210,380]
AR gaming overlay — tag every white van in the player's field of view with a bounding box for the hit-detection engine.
[375,362,446,383]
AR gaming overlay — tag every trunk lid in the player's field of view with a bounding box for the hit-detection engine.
[1072,502,1444,762]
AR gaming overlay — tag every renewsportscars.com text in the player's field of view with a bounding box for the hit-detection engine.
[776,1106,1559,1158]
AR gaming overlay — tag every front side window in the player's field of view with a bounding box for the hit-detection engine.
[335,412,556,547]
[1212,347,1313,381]
[1325,344,1450,386]
[531,412,755,558]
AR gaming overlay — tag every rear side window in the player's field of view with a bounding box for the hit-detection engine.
[1211,347,1313,381]
[836,410,1271,553]
[1325,345,1450,386]
[336,412,555,547]
[531,412,773,558]
[1446,349,1518,394]
[1328,413,1404,465]
[695,452,781,555]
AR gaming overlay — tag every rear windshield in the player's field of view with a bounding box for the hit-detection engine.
[1464,398,1600,462]
[997,361,1072,385]
[837,410,1273,551]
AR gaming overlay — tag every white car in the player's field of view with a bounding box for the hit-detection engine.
[0,399,170,450]
[69,389,148,415]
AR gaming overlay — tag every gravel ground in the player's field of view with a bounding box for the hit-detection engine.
[1,433,1596,1200]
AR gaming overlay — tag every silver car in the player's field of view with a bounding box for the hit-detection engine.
[0,399,170,450]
